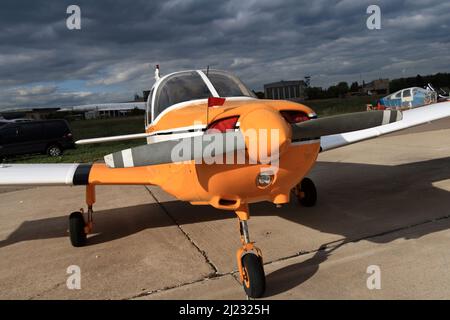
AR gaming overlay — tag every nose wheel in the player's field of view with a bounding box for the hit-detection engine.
[235,205,266,298]
[241,250,265,298]
[293,177,317,207]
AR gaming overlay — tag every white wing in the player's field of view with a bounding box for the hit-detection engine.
[0,163,87,186]
[321,101,450,151]
[76,132,149,145]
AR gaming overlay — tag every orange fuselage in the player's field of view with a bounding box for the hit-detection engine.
[89,99,320,211]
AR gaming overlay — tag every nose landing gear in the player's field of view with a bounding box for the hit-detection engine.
[235,204,266,298]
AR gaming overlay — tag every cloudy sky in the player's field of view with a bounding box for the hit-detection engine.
[0,0,449,109]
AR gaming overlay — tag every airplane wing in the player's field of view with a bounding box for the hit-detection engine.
[76,132,149,145]
[320,101,450,151]
[0,163,155,186]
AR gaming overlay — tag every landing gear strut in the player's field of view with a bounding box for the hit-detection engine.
[235,204,265,298]
[293,177,317,207]
[69,185,95,247]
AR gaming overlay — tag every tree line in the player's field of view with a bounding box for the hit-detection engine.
[305,72,450,100]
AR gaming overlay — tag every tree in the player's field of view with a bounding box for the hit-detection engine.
[350,81,359,92]
[415,74,424,87]
[252,90,265,99]
[327,85,339,98]
[337,82,349,96]
[305,87,325,100]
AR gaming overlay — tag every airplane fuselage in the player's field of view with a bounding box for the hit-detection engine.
[138,99,321,210]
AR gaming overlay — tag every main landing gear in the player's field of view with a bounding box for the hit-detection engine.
[292,177,317,207]
[69,185,95,247]
[235,204,266,298]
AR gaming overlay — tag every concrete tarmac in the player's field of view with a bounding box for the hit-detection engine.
[0,118,449,299]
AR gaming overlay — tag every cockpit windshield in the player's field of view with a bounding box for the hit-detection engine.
[150,70,255,122]
[153,71,210,120]
[205,70,255,98]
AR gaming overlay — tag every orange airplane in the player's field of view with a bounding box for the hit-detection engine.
[1,68,450,298]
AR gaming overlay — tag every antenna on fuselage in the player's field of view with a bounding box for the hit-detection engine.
[154,64,160,81]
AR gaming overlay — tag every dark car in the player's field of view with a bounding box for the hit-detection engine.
[0,120,75,158]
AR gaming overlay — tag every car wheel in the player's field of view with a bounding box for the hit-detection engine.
[47,144,62,157]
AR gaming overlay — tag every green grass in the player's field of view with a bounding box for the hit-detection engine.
[7,96,380,163]
[305,95,382,117]
[7,116,146,164]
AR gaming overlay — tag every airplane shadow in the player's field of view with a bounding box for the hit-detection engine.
[1,156,449,296]
[264,241,345,297]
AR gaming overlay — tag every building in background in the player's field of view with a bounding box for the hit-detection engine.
[84,108,136,119]
[59,102,145,119]
[264,80,307,101]
[362,79,390,95]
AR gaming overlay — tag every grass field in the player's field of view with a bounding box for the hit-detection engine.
[305,95,381,116]
[6,95,380,163]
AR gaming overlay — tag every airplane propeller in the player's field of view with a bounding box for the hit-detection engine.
[105,109,402,168]
[104,131,246,168]
[291,109,402,141]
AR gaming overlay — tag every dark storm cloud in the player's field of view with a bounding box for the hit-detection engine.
[0,0,449,108]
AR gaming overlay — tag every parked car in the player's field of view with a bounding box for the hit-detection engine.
[0,119,75,158]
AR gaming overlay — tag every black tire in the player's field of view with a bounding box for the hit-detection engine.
[299,177,317,207]
[47,144,62,157]
[69,212,87,247]
[242,253,265,298]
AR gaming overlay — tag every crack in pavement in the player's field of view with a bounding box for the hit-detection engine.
[144,186,219,276]
[28,281,65,300]
[127,272,237,300]
[130,202,450,299]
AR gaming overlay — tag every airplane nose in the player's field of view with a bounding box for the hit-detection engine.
[239,108,292,163]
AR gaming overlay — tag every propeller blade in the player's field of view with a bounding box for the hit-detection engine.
[291,110,402,140]
[104,131,246,168]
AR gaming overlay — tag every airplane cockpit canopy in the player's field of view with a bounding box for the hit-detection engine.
[147,70,255,124]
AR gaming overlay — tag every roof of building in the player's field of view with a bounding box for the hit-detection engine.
[264,80,306,88]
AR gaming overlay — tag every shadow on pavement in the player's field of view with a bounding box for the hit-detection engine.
[1,157,449,295]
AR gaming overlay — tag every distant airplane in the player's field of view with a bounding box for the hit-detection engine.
[379,84,450,110]
[1,69,450,298]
